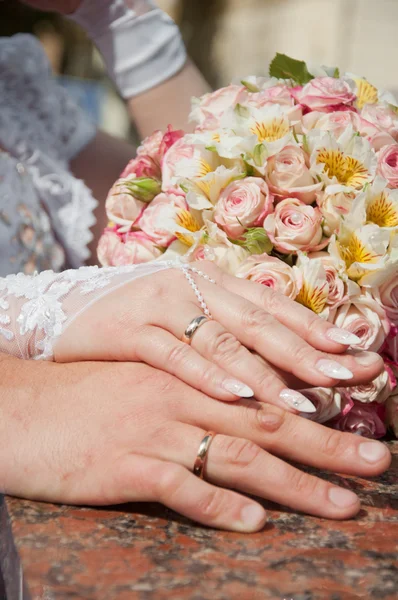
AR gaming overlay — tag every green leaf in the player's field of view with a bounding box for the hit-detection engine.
[241,79,260,93]
[253,143,268,167]
[333,66,340,78]
[269,53,314,85]
[234,103,250,118]
[205,145,217,152]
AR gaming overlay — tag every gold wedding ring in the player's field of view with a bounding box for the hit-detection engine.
[181,315,210,345]
[193,431,216,479]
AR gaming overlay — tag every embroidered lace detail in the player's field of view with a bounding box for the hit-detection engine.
[0,261,178,360]
[0,35,97,268]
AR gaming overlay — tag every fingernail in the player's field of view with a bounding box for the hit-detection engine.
[326,328,361,345]
[240,504,266,531]
[316,359,353,380]
[223,379,254,398]
[353,352,381,366]
[359,441,388,463]
[279,389,316,413]
[328,487,359,508]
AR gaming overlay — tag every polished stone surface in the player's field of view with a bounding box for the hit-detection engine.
[1,442,397,600]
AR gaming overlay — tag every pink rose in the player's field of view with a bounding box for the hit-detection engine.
[159,125,185,162]
[339,368,394,405]
[235,254,299,299]
[121,155,161,179]
[293,77,356,111]
[213,177,273,239]
[316,189,355,236]
[382,328,398,365]
[298,387,342,423]
[361,104,398,140]
[377,144,398,188]
[246,85,294,108]
[379,271,398,325]
[266,145,322,204]
[302,110,365,137]
[190,85,247,130]
[306,251,353,309]
[263,198,328,254]
[137,130,163,161]
[329,294,390,352]
[98,230,162,266]
[139,192,186,248]
[161,138,195,192]
[331,401,386,439]
[105,177,146,230]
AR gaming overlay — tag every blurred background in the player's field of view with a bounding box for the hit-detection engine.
[1,0,397,141]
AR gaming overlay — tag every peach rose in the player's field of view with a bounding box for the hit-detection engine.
[235,254,299,299]
[213,177,273,239]
[105,177,146,230]
[377,144,398,188]
[266,145,322,204]
[263,198,327,254]
[98,230,162,266]
[190,84,247,130]
[293,77,356,111]
[139,193,186,248]
[339,367,394,404]
[306,251,357,309]
[329,294,390,352]
[161,138,195,192]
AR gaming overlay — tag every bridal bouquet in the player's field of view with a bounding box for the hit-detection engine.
[98,54,398,439]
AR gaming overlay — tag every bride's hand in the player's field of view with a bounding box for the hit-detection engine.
[1,357,390,531]
[55,262,384,413]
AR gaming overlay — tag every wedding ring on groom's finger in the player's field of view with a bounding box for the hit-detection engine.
[181,316,211,345]
[193,431,217,479]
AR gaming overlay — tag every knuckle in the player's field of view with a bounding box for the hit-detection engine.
[290,343,316,366]
[196,488,226,520]
[321,429,346,458]
[149,369,178,396]
[210,330,241,362]
[155,463,189,502]
[220,436,262,468]
[241,306,274,332]
[166,342,191,370]
[260,287,284,315]
[288,468,320,497]
[257,404,286,435]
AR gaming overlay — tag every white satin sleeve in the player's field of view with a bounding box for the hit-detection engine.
[0,261,176,360]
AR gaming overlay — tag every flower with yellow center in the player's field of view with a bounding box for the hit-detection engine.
[174,209,202,247]
[294,255,329,315]
[366,190,398,228]
[309,127,376,191]
[353,77,378,110]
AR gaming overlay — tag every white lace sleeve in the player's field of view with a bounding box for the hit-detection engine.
[0,262,176,361]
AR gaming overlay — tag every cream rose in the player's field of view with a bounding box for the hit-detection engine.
[235,254,299,299]
[190,84,247,130]
[329,293,390,351]
[339,368,394,404]
[139,193,186,248]
[105,177,146,230]
[213,177,273,239]
[266,145,322,204]
[294,77,356,111]
[377,144,398,188]
[317,189,355,236]
[161,138,195,192]
[190,224,249,274]
[263,198,327,254]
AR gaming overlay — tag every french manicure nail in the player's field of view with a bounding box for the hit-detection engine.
[223,379,254,398]
[240,504,267,531]
[353,351,381,366]
[279,389,316,413]
[326,328,361,345]
[316,359,353,380]
[359,441,388,463]
[328,487,359,508]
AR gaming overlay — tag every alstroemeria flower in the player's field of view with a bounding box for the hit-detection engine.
[308,127,377,191]
[293,253,329,315]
